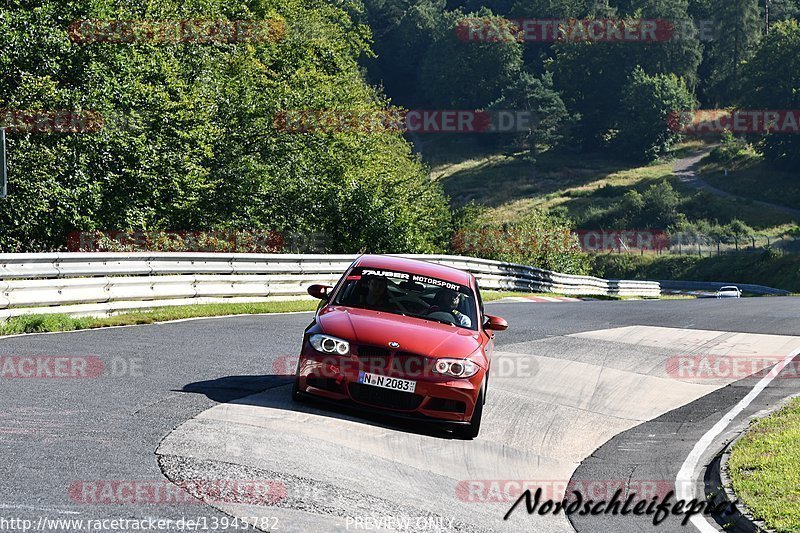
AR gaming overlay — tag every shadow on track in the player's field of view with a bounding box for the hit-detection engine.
[175,374,465,440]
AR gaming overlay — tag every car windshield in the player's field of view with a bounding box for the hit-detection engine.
[333,267,478,330]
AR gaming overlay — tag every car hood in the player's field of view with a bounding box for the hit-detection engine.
[316,305,483,360]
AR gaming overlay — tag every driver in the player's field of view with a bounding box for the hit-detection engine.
[359,275,393,310]
[430,288,471,327]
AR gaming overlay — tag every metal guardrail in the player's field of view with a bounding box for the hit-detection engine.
[0,253,661,319]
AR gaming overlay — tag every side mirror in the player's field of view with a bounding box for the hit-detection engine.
[483,314,508,331]
[308,284,333,300]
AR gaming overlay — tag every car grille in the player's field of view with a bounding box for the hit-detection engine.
[354,346,428,375]
[348,383,423,411]
[358,346,391,358]
[393,352,428,378]
[355,345,391,372]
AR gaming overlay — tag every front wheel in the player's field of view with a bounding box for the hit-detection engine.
[455,386,484,440]
[291,377,305,402]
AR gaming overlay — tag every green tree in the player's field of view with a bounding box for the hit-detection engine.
[765,0,800,26]
[551,0,701,150]
[367,0,446,107]
[614,67,696,161]
[621,181,683,228]
[738,20,800,168]
[0,0,452,253]
[687,0,714,20]
[727,219,754,250]
[417,11,523,108]
[641,181,682,228]
[706,0,761,104]
[489,70,573,175]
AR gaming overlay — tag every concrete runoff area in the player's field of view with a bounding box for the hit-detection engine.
[157,324,800,532]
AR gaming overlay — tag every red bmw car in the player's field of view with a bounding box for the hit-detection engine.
[292,254,507,439]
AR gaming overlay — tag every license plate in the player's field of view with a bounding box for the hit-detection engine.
[358,371,416,393]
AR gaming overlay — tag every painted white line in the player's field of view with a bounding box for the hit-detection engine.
[676,345,800,532]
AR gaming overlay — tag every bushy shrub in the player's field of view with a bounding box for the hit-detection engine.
[613,67,696,161]
[451,206,590,274]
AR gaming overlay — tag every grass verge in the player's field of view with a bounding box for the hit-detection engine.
[0,291,621,336]
[0,300,318,336]
[728,396,800,532]
[0,289,684,336]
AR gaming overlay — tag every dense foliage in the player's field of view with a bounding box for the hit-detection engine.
[738,20,800,168]
[363,0,800,161]
[2,0,798,276]
[0,0,451,253]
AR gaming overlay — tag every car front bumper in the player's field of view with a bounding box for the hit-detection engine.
[295,350,483,423]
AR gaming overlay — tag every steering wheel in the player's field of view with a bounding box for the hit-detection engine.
[425,311,457,325]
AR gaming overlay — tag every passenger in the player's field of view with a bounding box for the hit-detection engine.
[430,288,471,327]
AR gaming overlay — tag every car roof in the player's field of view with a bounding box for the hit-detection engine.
[353,255,473,286]
[719,286,740,290]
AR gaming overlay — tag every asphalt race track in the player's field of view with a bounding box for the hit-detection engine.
[2,298,799,533]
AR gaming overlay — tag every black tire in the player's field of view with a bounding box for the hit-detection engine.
[291,355,305,402]
[455,386,484,440]
[291,377,304,402]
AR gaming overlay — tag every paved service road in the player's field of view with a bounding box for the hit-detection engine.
[673,148,800,220]
[2,298,799,533]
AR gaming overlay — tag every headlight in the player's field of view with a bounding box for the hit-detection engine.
[309,334,350,355]
[432,358,479,378]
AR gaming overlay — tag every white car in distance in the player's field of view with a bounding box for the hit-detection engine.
[716,286,742,299]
